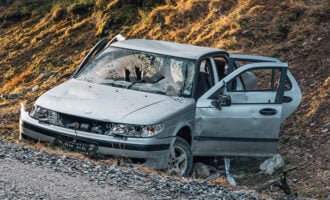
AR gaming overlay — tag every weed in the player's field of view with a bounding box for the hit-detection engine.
[138,9,148,24]
[234,10,240,24]
[0,1,329,198]
[231,36,237,45]
[4,68,15,79]
[51,4,68,21]
[92,11,106,36]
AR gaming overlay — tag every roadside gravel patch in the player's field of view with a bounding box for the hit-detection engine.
[0,159,144,200]
[0,139,260,199]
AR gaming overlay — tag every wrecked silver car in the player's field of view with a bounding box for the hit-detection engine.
[20,35,301,176]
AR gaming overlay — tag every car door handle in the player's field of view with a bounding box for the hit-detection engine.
[283,96,292,103]
[259,108,278,115]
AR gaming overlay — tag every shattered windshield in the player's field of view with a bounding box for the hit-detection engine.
[76,48,196,97]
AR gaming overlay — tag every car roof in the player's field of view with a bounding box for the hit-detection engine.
[110,39,227,60]
[230,54,281,62]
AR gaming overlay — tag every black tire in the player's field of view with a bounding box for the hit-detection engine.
[167,137,193,176]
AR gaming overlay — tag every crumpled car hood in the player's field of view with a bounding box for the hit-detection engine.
[36,79,195,124]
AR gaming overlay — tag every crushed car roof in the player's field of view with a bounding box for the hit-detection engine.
[110,39,226,60]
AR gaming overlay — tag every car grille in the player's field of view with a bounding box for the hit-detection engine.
[58,113,112,135]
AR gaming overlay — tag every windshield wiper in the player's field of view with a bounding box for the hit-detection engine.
[101,81,127,88]
[126,74,164,89]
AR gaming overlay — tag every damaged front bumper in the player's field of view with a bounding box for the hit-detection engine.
[19,103,171,170]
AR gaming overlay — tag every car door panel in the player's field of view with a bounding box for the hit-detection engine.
[282,71,302,121]
[194,101,282,156]
[192,62,288,157]
[228,54,302,121]
[230,91,277,104]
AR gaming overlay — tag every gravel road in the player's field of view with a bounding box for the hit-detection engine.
[0,139,260,199]
[0,159,144,200]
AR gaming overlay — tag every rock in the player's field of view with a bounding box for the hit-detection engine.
[242,29,253,37]
[7,93,24,99]
[321,128,328,133]
[260,154,285,175]
[0,139,261,199]
[38,72,55,80]
[193,162,210,179]
[32,85,39,92]
[22,88,32,93]
[325,122,330,129]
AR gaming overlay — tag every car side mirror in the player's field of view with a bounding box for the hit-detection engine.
[212,94,231,109]
[218,94,231,106]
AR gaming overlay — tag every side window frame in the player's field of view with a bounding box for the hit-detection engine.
[227,67,286,91]
[223,67,288,104]
[193,57,215,99]
[209,56,228,83]
[193,53,229,99]
[200,64,288,103]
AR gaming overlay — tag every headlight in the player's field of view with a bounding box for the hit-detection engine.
[110,123,164,137]
[141,124,164,137]
[30,106,59,125]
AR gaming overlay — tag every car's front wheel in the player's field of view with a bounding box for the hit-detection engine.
[167,137,193,176]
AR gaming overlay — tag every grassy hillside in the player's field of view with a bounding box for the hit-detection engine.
[0,0,329,198]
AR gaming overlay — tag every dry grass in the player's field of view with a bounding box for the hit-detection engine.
[135,166,161,175]
[208,176,233,188]
[31,141,88,160]
[0,0,329,198]
[305,77,329,119]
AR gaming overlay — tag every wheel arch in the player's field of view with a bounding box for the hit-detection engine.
[176,126,192,146]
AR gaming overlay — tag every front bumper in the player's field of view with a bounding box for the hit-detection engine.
[19,104,172,170]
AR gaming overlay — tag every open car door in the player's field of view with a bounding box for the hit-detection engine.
[192,62,289,157]
[228,54,302,121]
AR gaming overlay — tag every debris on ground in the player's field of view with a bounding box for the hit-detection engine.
[0,139,261,199]
[257,166,298,198]
[225,158,236,186]
[260,154,285,175]
[193,162,217,179]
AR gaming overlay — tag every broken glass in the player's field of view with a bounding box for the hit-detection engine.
[76,48,196,97]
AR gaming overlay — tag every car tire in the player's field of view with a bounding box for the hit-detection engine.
[167,137,193,176]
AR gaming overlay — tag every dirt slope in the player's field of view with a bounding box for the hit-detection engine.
[0,0,329,198]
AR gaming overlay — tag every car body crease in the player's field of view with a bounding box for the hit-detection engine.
[119,99,168,120]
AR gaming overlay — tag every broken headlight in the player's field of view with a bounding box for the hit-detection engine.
[29,106,164,137]
[30,106,60,125]
[109,124,164,137]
